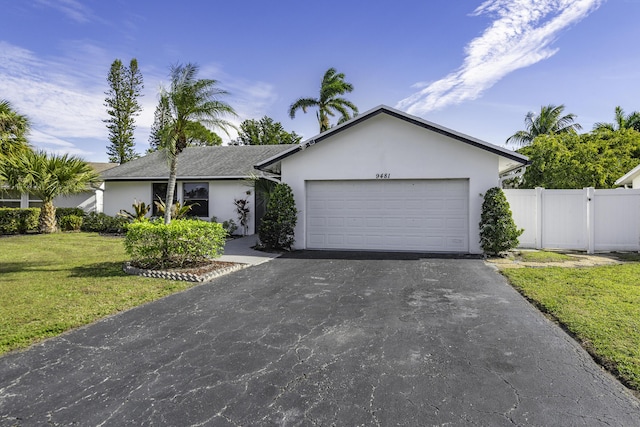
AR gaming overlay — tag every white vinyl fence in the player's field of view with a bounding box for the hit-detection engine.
[504,188,640,254]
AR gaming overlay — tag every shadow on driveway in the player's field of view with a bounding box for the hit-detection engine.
[280,249,484,261]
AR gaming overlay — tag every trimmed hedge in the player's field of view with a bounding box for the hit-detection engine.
[0,208,129,235]
[55,207,85,221]
[0,208,39,234]
[80,212,128,234]
[59,214,83,232]
[124,219,226,269]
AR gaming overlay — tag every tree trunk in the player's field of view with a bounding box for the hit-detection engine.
[319,109,329,133]
[164,155,178,225]
[39,200,57,234]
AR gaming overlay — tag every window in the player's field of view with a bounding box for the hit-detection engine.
[152,183,176,217]
[183,182,209,217]
[0,190,22,208]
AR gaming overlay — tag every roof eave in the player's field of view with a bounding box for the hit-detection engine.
[254,105,529,170]
[102,175,257,182]
[615,164,640,186]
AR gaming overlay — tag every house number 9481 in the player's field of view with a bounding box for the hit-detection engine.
[376,173,390,179]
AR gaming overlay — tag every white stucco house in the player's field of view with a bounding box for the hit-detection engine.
[255,105,529,254]
[615,163,640,188]
[99,145,291,235]
[49,105,528,254]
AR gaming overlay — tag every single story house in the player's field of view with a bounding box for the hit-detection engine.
[99,145,292,235]
[7,105,528,254]
[255,105,529,254]
[615,164,640,188]
[0,162,117,211]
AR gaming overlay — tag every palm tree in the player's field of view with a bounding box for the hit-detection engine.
[289,67,358,133]
[156,63,237,224]
[0,99,31,159]
[507,104,582,146]
[0,151,98,233]
[593,106,640,132]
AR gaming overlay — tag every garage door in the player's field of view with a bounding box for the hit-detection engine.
[306,179,469,252]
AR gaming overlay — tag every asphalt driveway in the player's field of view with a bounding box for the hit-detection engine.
[1,252,639,426]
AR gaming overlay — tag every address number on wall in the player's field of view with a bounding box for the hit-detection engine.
[375,173,391,179]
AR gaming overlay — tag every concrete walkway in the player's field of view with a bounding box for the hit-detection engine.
[218,234,281,266]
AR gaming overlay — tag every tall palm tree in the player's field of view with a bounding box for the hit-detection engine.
[289,67,358,133]
[0,151,98,233]
[0,99,31,159]
[593,106,640,132]
[507,104,582,146]
[157,63,237,224]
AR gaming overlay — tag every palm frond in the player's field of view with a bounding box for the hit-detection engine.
[289,68,357,132]
[289,98,319,118]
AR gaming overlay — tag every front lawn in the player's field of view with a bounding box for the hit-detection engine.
[502,264,640,393]
[518,250,575,263]
[0,233,199,355]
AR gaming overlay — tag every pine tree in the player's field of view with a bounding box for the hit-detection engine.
[148,96,170,153]
[479,187,522,256]
[104,58,143,163]
[258,183,298,250]
[148,97,223,153]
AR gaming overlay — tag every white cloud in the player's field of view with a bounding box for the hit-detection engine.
[184,63,279,142]
[35,0,94,23]
[396,0,605,115]
[29,130,93,158]
[0,41,175,159]
[0,41,108,155]
[0,43,280,158]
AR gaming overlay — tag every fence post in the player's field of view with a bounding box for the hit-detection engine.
[586,187,595,254]
[535,187,544,249]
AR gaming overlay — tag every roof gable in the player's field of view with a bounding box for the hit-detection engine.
[101,145,292,181]
[255,105,529,174]
[615,163,640,187]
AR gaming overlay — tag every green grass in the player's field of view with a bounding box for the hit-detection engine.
[503,264,640,392]
[611,252,640,262]
[0,233,199,355]
[518,250,575,263]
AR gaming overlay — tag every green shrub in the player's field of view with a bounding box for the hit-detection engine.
[81,212,127,234]
[59,214,83,232]
[153,199,194,220]
[234,196,250,235]
[0,208,39,234]
[479,187,523,256]
[222,219,238,236]
[124,219,226,269]
[55,207,85,222]
[117,200,151,222]
[258,183,297,251]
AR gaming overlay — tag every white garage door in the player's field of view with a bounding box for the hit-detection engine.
[306,179,469,252]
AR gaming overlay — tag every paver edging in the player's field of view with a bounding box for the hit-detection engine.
[123,262,248,282]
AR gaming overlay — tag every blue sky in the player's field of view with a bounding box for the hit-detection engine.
[1,0,638,162]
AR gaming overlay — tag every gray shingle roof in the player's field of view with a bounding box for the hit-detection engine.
[100,145,292,181]
[89,162,118,174]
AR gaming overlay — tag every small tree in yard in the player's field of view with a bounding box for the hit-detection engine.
[0,151,98,233]
[234,194,250,236]
[479,187,522,256]
[258,183,297,251]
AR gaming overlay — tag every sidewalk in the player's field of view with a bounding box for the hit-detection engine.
[218,234,281,266]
